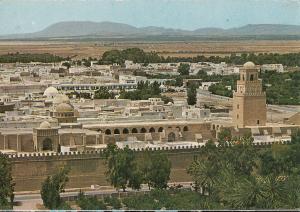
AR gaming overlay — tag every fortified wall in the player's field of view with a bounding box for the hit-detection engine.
[9,142,282,192]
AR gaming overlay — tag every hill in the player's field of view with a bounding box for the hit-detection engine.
[2,22,300,40]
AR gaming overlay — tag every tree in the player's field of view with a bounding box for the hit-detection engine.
[218,174,289,209]
[104,144,142,191]
[77,191,106,210]
[217,129,232,143]
[94,87,113,99]
[187,83,197,105]
[118,81,162,100]
[40,166,70,209]
[0,153,14,209]
[0,53,65,63]
[82,59,91,67]
[61,61,71,69]
[178,63,190,76]
[187,159,219,195]
[142,152,171,189]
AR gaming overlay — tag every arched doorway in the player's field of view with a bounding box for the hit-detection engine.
[105,129,111,135]
[42,138,53,151]
[123,128,129,134]
[168,132,176,142]
[114,129,120,134]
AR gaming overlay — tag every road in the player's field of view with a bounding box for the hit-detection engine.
[14,182,193,210]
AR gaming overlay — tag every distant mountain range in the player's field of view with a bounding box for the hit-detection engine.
[3,21,300,40]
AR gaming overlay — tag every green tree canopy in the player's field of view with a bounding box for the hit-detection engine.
[187,130,300,209]
[178,63,190,76]
[94,87,114,99]
[0,153,14,209]
[141,152,171,189]
[40,166,70,209]
[187,83,197,105]
[104,143,142,191]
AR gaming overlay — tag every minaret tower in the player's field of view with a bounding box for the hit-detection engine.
[233,61,266,128]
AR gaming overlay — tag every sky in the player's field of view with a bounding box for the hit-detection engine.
[0,0,300,35]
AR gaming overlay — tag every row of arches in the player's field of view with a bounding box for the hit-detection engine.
[103,126,189,135]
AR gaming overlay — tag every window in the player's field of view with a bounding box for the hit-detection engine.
[237,114,239,119]
[250,74,254,81]
[237,104,239,109]
[257,120,260,125]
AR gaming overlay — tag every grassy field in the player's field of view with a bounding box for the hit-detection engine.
[1,40,300,59]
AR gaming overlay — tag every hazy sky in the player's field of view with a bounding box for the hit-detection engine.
[0,0,300,35]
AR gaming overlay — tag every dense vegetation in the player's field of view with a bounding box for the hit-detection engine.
[94,87,115,99]
[99,48,162,65]
[119,81,160,100]
[261,71,300,105]
[178,63,190,76]
[118,81,173,104]
[0,52,65,63]
[184,129,300,209]
[99,48,300,67]
[0,154,14,210]
[103,144,171,191]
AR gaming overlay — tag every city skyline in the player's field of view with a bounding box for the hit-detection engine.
[1,0,300,35]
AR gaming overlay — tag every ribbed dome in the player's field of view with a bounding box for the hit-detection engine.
[39,121,51,129]
[43,86,58,97]
[53,94,70,105]
[56,103,74,112]
[243,61,256,69]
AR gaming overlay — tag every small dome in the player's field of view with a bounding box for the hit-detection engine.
[53,94,70,105]
[43,86,58,97]
[243,61,256,69]
[39,121,51,129]
[56,103,74,112]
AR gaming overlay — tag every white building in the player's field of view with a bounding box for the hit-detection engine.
[261,64,284,73]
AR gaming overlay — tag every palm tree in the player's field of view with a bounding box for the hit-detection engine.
[258,175,288,208]
[224,176,264,209]
[187,159,219,195]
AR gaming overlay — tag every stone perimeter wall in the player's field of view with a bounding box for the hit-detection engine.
[9,142,281,192]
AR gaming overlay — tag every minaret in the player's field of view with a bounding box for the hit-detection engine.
[233,61,266,128]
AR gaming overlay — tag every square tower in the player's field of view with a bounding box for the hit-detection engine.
[233,62,266,128]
